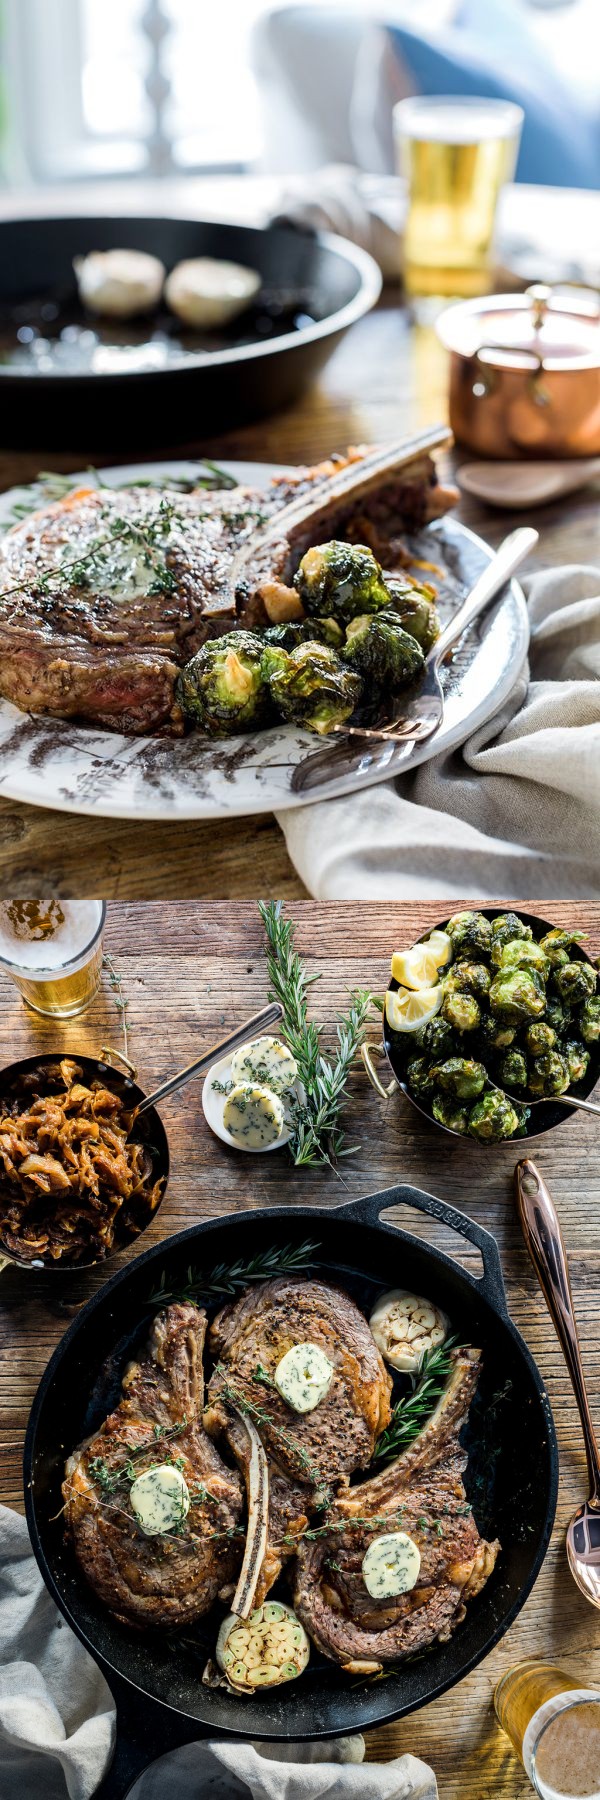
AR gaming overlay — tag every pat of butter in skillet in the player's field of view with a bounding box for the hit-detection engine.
[130,1464,190,1536]
[362,1532,421,1599]
[274,1342,334,1413]
[223,1083,284,1148]
[230,1036,298,1094]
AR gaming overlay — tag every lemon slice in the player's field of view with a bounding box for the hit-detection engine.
[390,944,445,990]
[425,929,453,968]
[385,984,443,1032]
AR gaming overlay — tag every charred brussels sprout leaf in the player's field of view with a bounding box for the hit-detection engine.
[446,911,492,958]
[177,631,271,737]
[563,1039,590,1085]
[384,575,441,653]
[431,1093,470,1135]
[490,912,533,965]
[498,1047,528,1089]
[489,968,546,1025]
[447,961,491,1000]
[525,1021,556,1055]
[499,940,550,979]
[554,961,597,1007]
[468,1090,522,1142]
[342,610,424,693]
[539,927,586,968]
[441,988,481,1033]
[528,1051,570,1097]
[260,617,344,651]
[544,996,568,1036]
[579,996,600,1044]
[434,1057,487,1100]
[265,639,363,736]
[294,541,390,624]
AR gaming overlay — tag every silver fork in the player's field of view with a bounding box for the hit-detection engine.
[291,525,538,794]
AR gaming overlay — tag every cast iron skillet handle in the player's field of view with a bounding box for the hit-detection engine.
[515,1158,600,1507]
[94,1677,204,1800]
[332,1184,508,1316]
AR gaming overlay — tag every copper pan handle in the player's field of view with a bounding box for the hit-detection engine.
[361,1040,395,1099]
[515,1158,600,1506]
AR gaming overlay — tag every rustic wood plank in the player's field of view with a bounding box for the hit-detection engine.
[1,899,599,1795]
[0,297,598,898]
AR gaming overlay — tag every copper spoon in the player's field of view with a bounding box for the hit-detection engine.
[515,1157,600,1609]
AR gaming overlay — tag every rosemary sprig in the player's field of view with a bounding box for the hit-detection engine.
[147,1237,319,1308]
[371,1336,460,1464]
[102,952,129,1059]
[258,900,372,1167]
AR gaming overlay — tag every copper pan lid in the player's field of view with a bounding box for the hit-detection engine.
[437,284,600,372]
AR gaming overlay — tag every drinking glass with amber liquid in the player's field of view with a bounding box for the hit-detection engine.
[0,900,106,1018]
[394,95,523,300]
[495,1660,600,1798]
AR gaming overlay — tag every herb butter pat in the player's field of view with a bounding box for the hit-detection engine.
[223,1082,285,1148]
[129,1463,190,1536]
[274,1341,334,1413]
[230,1035,298,1093]
[362,1531,421,1599]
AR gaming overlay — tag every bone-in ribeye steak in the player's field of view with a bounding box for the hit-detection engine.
[0,451,455,734]
[63,1302,243,1629]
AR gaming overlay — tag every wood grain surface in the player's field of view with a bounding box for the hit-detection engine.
[1,293,599,898]
[1,898,599,1796]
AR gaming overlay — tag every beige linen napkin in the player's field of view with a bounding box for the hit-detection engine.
[276,566,600,899]
[0,1506,437,1800]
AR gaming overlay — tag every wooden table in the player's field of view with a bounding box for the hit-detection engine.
[2,899,599,1797]
[1,205,599,895]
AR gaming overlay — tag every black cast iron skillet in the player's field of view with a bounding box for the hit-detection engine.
[0,216,381,448]
[367,908,600,1141]
[24,1185,558,1798]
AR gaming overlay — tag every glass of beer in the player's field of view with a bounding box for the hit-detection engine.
[495,1660,600,1798]
[394,95,523,301]
[0,900,106,1018]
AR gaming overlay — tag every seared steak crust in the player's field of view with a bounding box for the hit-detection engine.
[294,1347,499,1672]
[205,1275,393,1603]
[63,1302,243,1630]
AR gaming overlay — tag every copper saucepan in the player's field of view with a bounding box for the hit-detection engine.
[0,1001,283,1274]
[437,283,600,458]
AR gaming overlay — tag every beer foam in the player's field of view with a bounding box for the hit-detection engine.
[0,900,103,972]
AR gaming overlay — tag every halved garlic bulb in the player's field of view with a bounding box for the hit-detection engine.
[164,257,260,329]
[369,1289,449,1373]
[216,1601,310,1691]
[74,249,165,318]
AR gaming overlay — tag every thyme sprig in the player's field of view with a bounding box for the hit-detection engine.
[87,1416,188,1495]
[219,1366,332,1507]
[258,899,372,1167]
[371,1336,460,1465]
[102,952,129,1059]
[148,1238,319,1308]
[1,460,237,529]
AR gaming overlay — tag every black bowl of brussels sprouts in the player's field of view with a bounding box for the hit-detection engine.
[381,909,600,1145]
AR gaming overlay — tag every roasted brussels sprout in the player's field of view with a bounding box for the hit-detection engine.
[434,1057,487,1100]
[342,610,424,693]
[478,1014,516,1052]
[414,1016,456,1060]
[498,1047,528,1089]
[489,968,546,1025]
[539,927,586,969]
[490,912,533,965]
[553,961,597,1007]
[384,575,441,653]
[261,617,344,651]
[544,996,568,1036]
[528,1050,570,1097]
[446,911,492,958]
[264,640,363,736]
[406,1056,437,1101]
[441,988,481,1033]
[431,1093,469,1135]
[579,995,600,1044]
[294,541,390,624]
[447,960,491,1000]
[177,631,271,737]
[525,1021,556,1055]
[563,1039,590,1085]
[468,1090,522,1142]
[499,939,550,979]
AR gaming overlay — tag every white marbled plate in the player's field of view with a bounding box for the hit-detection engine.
[0,460,529,820]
